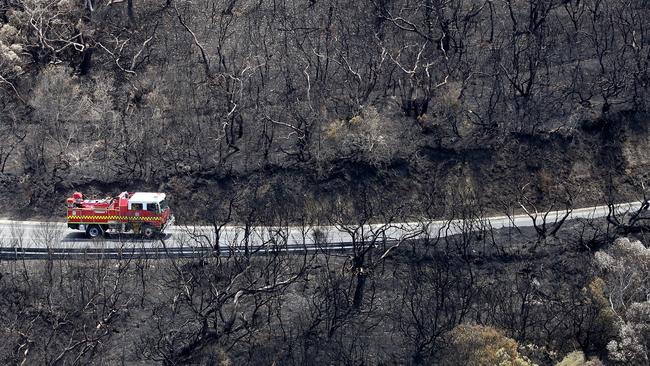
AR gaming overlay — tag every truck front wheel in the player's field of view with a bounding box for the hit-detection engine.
[86,225,103,239]
[141,224,157,239]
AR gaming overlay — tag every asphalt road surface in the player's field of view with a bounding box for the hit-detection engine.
[0,202,642,259]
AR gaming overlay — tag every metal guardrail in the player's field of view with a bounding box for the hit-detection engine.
[0,241,365,260]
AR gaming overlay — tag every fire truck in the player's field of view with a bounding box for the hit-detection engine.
[66,191,174,238]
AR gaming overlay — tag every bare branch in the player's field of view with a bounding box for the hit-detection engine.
[174,3,211,76]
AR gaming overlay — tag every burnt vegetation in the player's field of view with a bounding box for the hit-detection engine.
[0,0,648,216]
[1,0,650,365]
[1,194,650,365]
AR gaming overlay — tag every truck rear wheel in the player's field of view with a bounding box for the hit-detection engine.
[86,225,103,239]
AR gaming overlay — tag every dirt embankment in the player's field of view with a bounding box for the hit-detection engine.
[413,111,650,211]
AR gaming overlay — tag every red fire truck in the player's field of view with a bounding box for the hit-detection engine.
[66,191,174,238]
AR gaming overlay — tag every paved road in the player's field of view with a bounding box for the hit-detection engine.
[0,202,642,259]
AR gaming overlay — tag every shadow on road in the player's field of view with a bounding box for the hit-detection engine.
[61,232,173,243]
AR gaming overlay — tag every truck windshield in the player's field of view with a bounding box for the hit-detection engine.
[159,200,169,211]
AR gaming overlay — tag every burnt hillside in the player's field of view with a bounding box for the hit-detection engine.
[0,0,649,219]
[2,2,650,365]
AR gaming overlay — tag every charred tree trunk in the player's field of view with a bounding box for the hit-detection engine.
[352,255,366,309]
